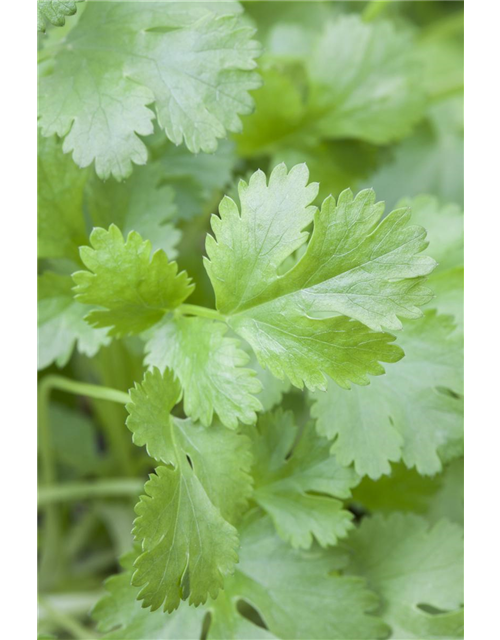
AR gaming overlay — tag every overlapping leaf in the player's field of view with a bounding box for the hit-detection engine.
[250,410,359,548]
[312,310,463,478]
[94,514,388,640]
[37,0,82,32]
[307,16,425,144]
[73,226,193,337]
[346,513,464,638]
[86,165,181,257]
[399,194,464,327]
[126,368,252,612]
[145,315,262,429]
[38,272,110,369]
[38,1,261,179]
[38,135,88,263]
[205,163,435,390]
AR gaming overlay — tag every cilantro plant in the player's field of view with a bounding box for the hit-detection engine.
[37,2,464,639]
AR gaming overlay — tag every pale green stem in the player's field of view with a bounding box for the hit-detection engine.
[38,596,96,639]
[38,479,144,506]
[178,303,224,321]
[38,376,130,586]
[362,0,391,22]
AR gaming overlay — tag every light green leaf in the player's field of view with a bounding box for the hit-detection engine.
[37,0,82,32]
[38,272,110,370]
[153,138,237,221]
[205,163,434,390]
[133,465,239,612]
[246,350,291,411]
[126,368,252,611]
[38,134,89,262]
[307,16,425,144]
[400,195,463,328]
[94,514,388,640]
[145,315,262,429]
[93,550,206,639]
[425,458,464,526]
[399,196,463,275]
[38,2,261,179]
[312,310,463,478]
[368,96,464,209]
[346,513,464,639]
[73,225,193,337]
[251,410,359,548]
[86,164,181,257]
[221,514,388,639]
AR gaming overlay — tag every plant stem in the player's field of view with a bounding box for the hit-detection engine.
[362,0,391,23]
[39,375,130,405]
[38,596,95,639]
[38,479,144,506]
[178,303,224,321]
[38,376,130,587]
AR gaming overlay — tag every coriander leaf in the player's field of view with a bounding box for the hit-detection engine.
[73,225,193,337]
[38,134,89,262]
[398,195,463,276]
[86,164,181,257]
[346,513,464,639]
[145,315,262,429]
[246,351,291,411]
[94,514,388,640]
[312,310,463,478]
[38,272,110,370]
[37,0,82,32]
[307,17,425,144]
[368,97,464,209]
[251,410,359,548]
[38,2,261,179]
[425,458,464,526]
[205,163,434,390]
[126,368,252,611]
[133,465,239,612]
[218,514,388,639]
[153,138,237,221]
[93,550,206,639]
[399,195,464,329]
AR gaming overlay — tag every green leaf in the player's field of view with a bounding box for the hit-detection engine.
[346,513,464,639]
[94,514,388,640]
[368,96,464,209]
[153,138,237,221]
[251,410,359,548]
[398,195,463,276]
[38,134,88,262]
[38,272,110,370]
[37,0,81,32]
[73,225,193,337]
[133,465,239,612]
[400,195,464,328]
[307,16,425,144]
[246,350,291,411]
[126,368,253,611]
[205,163,435,390]
[86,164,181,257]
[93,550,206,639]
[312,310,463,478]
[38,2,261,179]
[145,315,262,429]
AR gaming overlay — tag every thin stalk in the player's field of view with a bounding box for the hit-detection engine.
[38,376,131,586]
[40,375,130,405]
[178,303,224,321]
[38,479,144,506]
[362,0,391,23]
[38,597,95,640]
